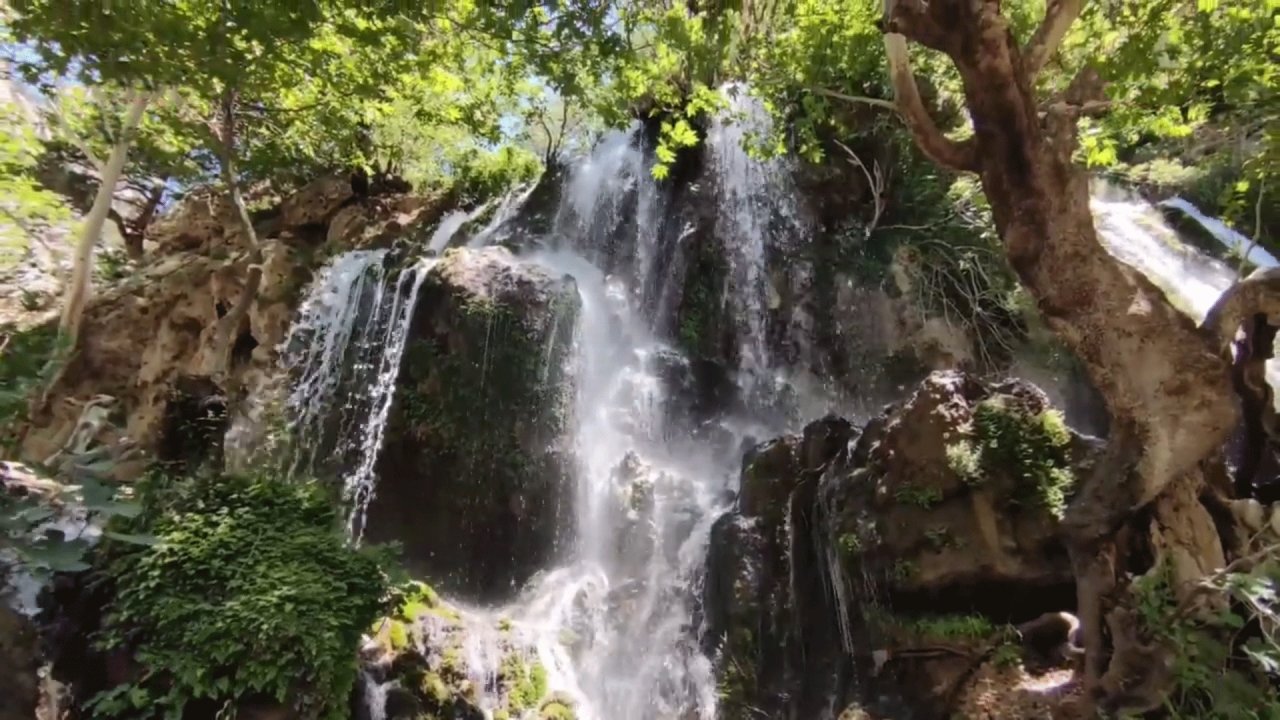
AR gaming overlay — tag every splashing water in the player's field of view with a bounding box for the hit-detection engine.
[279,251,434,538]
[1090,185,1237,322]
[1160,196,1278,269]
[286,102,815,719]
[706,84,805,396]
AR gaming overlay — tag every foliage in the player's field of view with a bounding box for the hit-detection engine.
[89,472,390,720]
[0,98,74,271]
[1066,0,1278,238]
[0,471,148,579]
[0,322,60,438]
[1132,559,1280,718]
[903,613,998,642]
[949,397,1075,519]
[893,482,942,509]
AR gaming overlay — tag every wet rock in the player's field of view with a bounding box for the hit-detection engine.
[705,370,1095,719]
[0,605,38,720]
[366,247,579,601]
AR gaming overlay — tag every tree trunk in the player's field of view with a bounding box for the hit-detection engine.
[881,1,1239,710]
[57,90,152,344]
[201,87,263,380]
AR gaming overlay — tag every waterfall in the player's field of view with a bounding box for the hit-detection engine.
[279,250,433,538]
[1090,185,1237,322]
[281,102,813,720]
[706,83,805,399]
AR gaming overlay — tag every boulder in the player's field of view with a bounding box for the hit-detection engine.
[0,604,38,720]
[704,371,1098,719]
[361,583,571,720]
[365,247,579,601]
[278,175,354,229]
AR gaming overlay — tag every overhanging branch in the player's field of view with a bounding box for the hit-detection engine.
[812,87,898,113]
[882,33,978,173]
[1024,0,1085,77]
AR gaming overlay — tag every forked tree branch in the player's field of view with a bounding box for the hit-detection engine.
[1024,0,1086,77]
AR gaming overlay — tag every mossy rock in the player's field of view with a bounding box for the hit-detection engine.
[363,247,580,601]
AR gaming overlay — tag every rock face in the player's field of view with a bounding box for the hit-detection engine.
[19,180,450,473]
[361,582,574,720]
[0,604,38,720]
[365,247,579,601]
[704,370,1098,719]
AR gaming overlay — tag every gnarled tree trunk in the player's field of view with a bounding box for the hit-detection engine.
[880,0,1241,711]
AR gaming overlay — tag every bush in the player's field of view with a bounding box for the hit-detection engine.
[89,473,390,720]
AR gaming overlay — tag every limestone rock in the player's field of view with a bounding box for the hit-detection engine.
[364,247,579,601]
[278,175,353,229]
[704,371,1094,720]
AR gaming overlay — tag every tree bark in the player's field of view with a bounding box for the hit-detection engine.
[202,86,263,380]
[57,90,152,345]
[881,0,1239,710]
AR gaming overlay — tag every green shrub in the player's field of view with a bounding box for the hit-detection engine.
[89,473,390,720]
[970,397,1075,518]
[1133,562,1280,719]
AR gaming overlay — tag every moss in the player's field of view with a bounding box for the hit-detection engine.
[923,526,960,551]
[890,559,918,583]
[893,483,942,508]
[388,619,410,650]
[539,699,577,720]
[675,233,729,361]
[969,397,1075,518]
[396,283,576,505]
[500,651,549,713]
[837,532,862,560]
[421,672,451,705]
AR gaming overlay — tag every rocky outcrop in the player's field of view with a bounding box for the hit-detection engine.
[704,370,1099,719]
[361,582,576,720]
[18,180,451,472]
[365,247,578,601]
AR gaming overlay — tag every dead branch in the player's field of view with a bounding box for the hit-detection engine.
[812,87,898,113]
[833,139,885,236]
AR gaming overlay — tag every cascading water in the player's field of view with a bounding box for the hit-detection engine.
[1090,183,1239,322]
[279,250,433,538]
[280,115,811,720]
[706,84,805,399]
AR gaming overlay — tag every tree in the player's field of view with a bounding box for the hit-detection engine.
[7,2,444,376]
[864,0,1272,712]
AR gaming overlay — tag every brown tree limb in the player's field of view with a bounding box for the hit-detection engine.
[1201,268,1280,353]
[1023,0,1085,77]
[811,87,898,113]
[882,32,978,173]
[880,0,950,53]
[202,85,263,380]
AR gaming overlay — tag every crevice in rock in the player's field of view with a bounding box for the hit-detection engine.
[230,330,258,370]
[156,375,228,475]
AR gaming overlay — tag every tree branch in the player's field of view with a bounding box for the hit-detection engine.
[1023,0,1085,77]
[882,32,978,173]
[811,87,898,112]
[1201,268,1280,352]
[880,0,950,53]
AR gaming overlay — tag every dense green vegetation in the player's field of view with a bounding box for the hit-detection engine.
[89,472,390,720]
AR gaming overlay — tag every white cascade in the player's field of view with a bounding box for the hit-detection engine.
[279,250,434,538]
[705,83,806,400]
